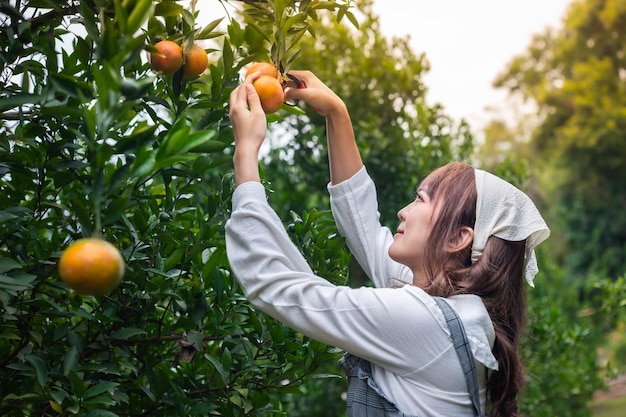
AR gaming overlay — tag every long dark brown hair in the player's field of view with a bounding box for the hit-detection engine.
[419,162,527,417]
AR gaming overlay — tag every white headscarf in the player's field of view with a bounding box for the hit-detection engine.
[471,169,551,287]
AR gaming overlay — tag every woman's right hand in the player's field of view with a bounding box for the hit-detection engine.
[283,70,346,117]
[285,70,363,184]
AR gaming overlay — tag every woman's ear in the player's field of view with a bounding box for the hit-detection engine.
[446,226,474,253]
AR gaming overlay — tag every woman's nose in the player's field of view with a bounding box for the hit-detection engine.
[397,204,409,220]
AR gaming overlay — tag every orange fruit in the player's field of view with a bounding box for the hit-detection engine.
[58,238,125,296]
[246,62,279,79]
[183,44,209,78]
[252,75,285,114]
[150,40,183,75]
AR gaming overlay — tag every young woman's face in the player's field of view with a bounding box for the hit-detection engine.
[388,186,438,273]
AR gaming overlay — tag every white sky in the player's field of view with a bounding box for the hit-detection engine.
[199,0,573,130]
[370,0,573,129]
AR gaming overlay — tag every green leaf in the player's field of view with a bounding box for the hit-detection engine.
[281,100,306,116]
[69,197,93,236]
[68,372,85,399]
[246,21,271,43]
[49,73,94,99]
[83,396,116,406]
[283,14,304,33]
[25,354,48,387]
[110,327,147,340]
[126,0,154,35]
[116,124,158,153]
[0,272,37,292]
[285,29,306,56]
[113,0,128,34]
[310,1,341,11]
[221,347,232,371]
[0,258,21,274]
[190,296,207,325]
[84,381,120,399]
[189,138,229,154]
[154,1,183,17]
[157,118,190,158]
[205,355,228,385]
[152,155,196,172]
[103,196,129,226]
[345,10,360,29]
[163,247,185,271]
[82,410,120,417]
[186,329,204,351]
[130,147,156,178]
[0,210,18,224]
[79,0,100,40]
[120,76,153,99]
[184,6,198,26]
[0,92,44,112]
[63,347,80,376]
[2,393,39,401]
[222,37,234,75]
[175,130,218,156]
[197,18,224,40]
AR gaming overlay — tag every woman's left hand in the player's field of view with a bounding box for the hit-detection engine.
[229,73,267,154]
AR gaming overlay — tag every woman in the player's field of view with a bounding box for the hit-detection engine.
[225,70,550,417]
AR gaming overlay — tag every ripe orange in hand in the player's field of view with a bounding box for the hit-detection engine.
[150,40,183,75]
[253,75,285,114]
[246,62,279,79]
[58,238,125,296]
[183,44,209,78]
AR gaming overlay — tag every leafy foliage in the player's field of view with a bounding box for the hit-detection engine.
[0,0,352,415]
[519,253,606,417]
[521,301,602,417]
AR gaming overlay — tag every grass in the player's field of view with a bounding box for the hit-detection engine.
[590,396,626,417]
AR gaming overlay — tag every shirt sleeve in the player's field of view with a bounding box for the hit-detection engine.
[328,166,413,288]
[224,181,453,375]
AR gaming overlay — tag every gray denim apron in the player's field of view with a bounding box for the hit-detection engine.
[338,297,486,417]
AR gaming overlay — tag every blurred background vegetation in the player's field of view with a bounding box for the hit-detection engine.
[1,0,625,416]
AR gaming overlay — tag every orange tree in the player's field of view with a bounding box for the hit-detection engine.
[0,0,355,415]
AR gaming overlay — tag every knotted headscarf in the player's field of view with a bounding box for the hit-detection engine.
[471,169,550,287]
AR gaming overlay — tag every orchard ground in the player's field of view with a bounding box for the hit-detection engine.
[591,374,626,417]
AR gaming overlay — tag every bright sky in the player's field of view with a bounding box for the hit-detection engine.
[370,0,573,129]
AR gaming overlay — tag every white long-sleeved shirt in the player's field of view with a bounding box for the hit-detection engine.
[225,166,498,416]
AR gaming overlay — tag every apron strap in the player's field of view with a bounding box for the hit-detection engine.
[433,297,484,417]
